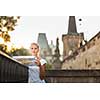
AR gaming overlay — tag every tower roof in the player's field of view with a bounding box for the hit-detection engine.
[37,33,50,50]
[68,16,77,34]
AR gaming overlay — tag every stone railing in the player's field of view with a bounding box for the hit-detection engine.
[0,50,28,83]
[45,70,100,83]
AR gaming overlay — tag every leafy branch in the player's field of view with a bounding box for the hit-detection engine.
[0,16,20,42]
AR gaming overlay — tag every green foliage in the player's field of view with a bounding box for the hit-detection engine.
[0,16,20,54]
[0,44,7,52]
[0,44,11,56]
[10,47,31,56]
[0,16,20,32]
[46,63,52,70]
[0,16,20,42]
[3,33,10,42]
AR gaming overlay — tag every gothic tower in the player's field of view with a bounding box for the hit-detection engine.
[68,16,77,34]
[37,33,51,58]
[62,16,84,59]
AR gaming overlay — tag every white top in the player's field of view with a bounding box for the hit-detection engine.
[28,57,47,83]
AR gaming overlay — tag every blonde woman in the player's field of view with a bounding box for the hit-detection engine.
[28,43,47,83]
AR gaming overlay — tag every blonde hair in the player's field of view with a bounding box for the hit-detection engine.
[30,42,39,49]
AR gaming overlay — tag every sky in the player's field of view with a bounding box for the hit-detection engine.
[9,16,100,54]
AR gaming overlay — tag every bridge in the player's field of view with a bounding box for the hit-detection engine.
[0,51,28,82]
[1,50,100,83]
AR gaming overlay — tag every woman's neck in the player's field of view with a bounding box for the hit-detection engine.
[32,54,38,57]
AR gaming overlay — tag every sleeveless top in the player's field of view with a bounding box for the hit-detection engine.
[28,57,47,83]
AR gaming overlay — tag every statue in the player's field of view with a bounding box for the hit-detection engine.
[52,37,61,70]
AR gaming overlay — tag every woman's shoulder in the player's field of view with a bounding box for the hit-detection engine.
[40,58,47,65]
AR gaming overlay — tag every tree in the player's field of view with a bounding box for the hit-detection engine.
[0,44,7,52]
[10,47,31,56]
[0,16,20,53]
[0,16,20,42]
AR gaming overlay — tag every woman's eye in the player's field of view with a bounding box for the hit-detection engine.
[31,48,37,50]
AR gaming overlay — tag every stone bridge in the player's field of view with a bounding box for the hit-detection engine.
[1,50,100,83]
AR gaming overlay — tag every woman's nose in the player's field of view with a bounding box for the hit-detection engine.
[33,49,36,52]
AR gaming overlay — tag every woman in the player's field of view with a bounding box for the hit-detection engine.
[28,43,47,83]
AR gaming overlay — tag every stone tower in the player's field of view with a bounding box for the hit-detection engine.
[37,33,51,58]
[62,16,84,59]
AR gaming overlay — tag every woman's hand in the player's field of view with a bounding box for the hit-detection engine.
[35,58,41,67]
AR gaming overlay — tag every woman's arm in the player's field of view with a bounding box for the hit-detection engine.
[35,59,46,80]
[39,64,46,80]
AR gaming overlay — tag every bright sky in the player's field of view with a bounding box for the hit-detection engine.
[9,16,100,54]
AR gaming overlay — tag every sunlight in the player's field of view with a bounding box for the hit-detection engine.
[2,27,7,32]
[12,42,25,49]
[0,37,4,44]
[6,42,12,52]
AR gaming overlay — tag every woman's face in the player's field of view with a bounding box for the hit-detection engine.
[30,44,39,56]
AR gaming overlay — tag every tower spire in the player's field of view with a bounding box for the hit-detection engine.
[37,33,51,57]
[68,16,77,34]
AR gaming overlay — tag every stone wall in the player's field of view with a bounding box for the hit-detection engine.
[62,32,100,69]
[62,33,84,58]
[45,70,100,83]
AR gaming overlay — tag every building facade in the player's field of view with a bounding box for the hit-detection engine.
[62,32,100,69]
[62,16,100,69]
[62,16,84,59]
